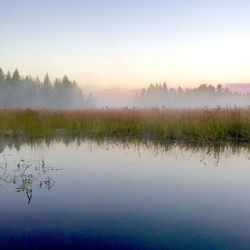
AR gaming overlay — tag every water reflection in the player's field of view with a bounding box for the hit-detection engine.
[0,154,62,204]
[0,136,250,162]
[0,136,250,169]
[83,139,250,167]
[0,138,249,249]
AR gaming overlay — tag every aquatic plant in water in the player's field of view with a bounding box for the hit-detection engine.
[0,154,62,204]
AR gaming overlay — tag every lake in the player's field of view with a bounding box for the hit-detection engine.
[0,139,250,249]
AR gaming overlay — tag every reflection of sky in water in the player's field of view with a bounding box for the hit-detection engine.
[0,140,249,249]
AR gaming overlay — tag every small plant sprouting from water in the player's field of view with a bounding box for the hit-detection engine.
[0,154,62,204]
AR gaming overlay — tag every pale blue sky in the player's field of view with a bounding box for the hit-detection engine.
[1,0,250,88]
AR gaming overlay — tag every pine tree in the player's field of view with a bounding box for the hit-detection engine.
[12,69,20,82]
[6,71,11,80]
[43,73,52,88]
[0,68,4,80]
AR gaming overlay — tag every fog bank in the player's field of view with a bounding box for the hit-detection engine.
[0,68,94,109]
[1,67,250,109]
[135,83,250,108]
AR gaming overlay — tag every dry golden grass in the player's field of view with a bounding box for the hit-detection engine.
[0,107,249,142]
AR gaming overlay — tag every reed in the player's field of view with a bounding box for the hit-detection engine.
[0,108,250,142]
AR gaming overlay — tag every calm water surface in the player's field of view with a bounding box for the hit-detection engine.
[0,140,250,249]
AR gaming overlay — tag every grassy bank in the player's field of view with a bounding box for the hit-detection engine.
[0,108,250,142]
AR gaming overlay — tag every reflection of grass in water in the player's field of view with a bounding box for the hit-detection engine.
[0,108,250,142]
[0,135,249,166]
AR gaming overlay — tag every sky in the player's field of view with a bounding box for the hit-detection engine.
[1,0,250,90]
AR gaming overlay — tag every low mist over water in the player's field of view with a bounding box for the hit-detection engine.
[2,0,250,249]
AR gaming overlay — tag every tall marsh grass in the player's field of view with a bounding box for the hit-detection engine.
[0,108,250,142]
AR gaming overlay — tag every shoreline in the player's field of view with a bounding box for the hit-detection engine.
[0,108,249,143]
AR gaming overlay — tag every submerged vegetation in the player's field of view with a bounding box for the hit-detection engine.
[0,108,250,143]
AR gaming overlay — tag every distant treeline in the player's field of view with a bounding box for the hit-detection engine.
[136,83,250,108]
[0,68,94,109]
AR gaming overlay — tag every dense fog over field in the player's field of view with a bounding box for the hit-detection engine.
[135,83,250,108]
[0,68,250,109]
[0,68,94,109]
[89,83,250,108]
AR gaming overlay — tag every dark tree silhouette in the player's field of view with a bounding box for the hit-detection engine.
[0,67,95,109]
[0,68,4,80]
[136,83,250,108]
[12,68,20,82]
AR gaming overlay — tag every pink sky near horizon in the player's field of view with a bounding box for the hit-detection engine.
[1,1,250,94]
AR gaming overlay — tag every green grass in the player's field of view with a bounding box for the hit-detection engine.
[0,108,250,143]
